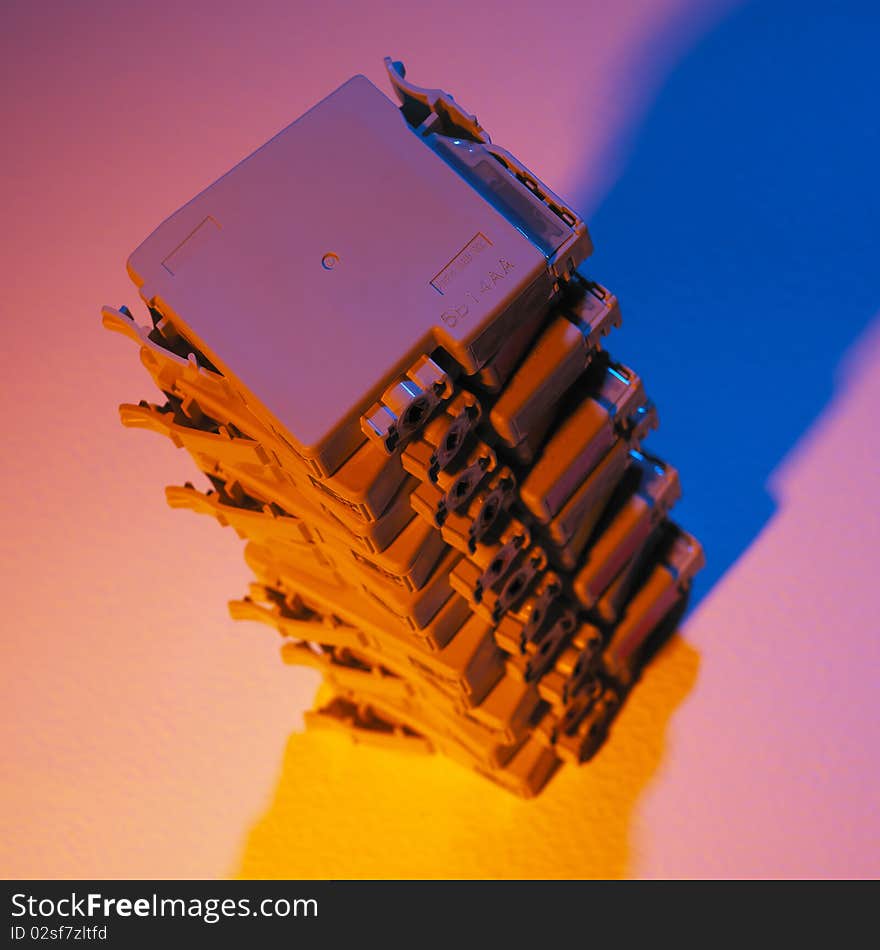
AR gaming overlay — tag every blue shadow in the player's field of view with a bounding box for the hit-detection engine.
[577,0,880,600]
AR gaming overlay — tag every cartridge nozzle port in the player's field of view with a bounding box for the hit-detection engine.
[403,398,428,427]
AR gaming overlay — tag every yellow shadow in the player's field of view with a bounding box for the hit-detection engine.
[236,634,699,879]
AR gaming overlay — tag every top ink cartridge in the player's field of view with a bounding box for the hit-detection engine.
[125,63,592,477]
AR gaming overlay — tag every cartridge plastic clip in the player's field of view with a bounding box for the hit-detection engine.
[385,57,488,144]
[562,630,605,704]
[429,400,481,476]
[556,676,605,737]
[467,469,517,551]
[524,610,577,684]
[492,549,547,622]
[361,356,452,453]
[556,688,621,763]
[520,577,564,648]
[474,533,527,602]
[437,454,493,521]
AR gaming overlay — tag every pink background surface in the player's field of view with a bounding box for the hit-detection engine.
[2,0,877,878]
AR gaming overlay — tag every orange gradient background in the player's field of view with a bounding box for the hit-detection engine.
[2,0,878,878]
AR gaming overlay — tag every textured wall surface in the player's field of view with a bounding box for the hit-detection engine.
[2,0,878,879]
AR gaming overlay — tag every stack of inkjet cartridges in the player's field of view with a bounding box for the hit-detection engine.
[103,60,703,797]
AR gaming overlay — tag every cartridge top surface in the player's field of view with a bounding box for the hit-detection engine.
[127,75,546,459]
